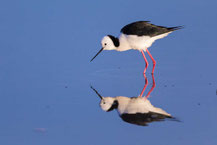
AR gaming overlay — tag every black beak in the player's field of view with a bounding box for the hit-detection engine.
[90,48,104,62]
[90,85,103,100]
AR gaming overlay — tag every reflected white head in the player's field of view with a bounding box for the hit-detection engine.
[91,86,118,112]
[100,97,116,112]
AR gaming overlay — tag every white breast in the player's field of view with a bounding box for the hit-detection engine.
[120,32,171,52]
[116,96,171,117]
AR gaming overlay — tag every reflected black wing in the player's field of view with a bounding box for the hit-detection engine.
[120,112,174,126]
[121,21,182,37]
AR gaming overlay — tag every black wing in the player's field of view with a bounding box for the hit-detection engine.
[120,112,174,126]
[121,21,182,37]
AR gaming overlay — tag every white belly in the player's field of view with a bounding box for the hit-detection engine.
[120,33,171,52]
[116,97,171,116]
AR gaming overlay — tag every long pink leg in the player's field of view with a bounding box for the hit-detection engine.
[139,74,148,97]
[146,49,156,74]
[145,74,156,100]
[141,50,149,74]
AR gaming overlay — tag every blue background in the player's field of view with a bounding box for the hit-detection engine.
[0,0,217,145]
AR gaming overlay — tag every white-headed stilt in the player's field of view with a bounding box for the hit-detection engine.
[90,21,182,74]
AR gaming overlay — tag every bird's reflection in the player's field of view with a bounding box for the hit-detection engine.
[91,74,178,126]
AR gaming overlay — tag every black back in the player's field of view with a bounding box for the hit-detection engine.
[121,21,182,37]
[120,112,173,126]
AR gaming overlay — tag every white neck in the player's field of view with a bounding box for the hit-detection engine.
[115,34,132,51]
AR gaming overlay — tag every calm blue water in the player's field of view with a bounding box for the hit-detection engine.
[0,0,217,145]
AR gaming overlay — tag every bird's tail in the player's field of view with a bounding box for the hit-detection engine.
[167,116,182,122]
[168,26,184,31]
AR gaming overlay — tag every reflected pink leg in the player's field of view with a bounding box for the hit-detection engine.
[146,49,156,74]
[141,50,149,74]
[145,74,156,100]
[139,74,148,97]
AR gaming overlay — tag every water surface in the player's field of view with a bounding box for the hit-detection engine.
[0,0,217,145]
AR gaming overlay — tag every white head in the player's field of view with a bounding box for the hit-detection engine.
[91,86,118,112]
[101,36,116,50]
[100,97,117,112]
[90,35,119,62]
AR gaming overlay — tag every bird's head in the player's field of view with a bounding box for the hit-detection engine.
[101,35,116,50]
[100,97,118,112]
[90,35,119,62]
[90,86,118,112]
